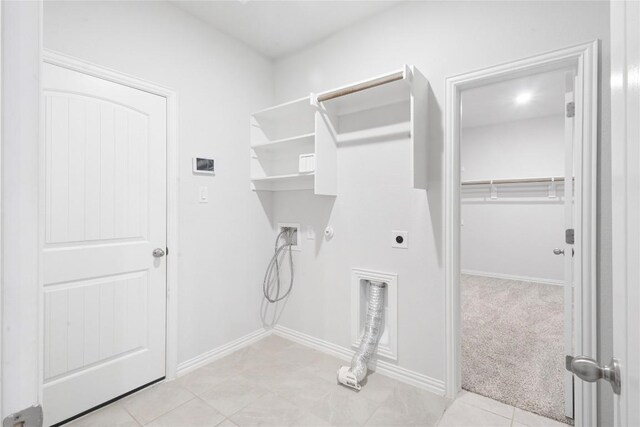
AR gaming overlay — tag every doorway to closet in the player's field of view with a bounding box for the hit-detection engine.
[458,68,576,424]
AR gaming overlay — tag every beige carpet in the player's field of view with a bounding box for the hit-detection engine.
[461,274,572,425]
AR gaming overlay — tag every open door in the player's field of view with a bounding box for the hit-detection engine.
[563,74,576,420]
[611,1,640,425]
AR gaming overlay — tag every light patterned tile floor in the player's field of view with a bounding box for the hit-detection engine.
[439,391,570,427]
[66,335,566,427]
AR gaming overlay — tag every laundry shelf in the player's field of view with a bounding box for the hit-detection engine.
[250,173,315,191]
[249,65,428,193]
[315,64,429,190]
[251,132,315,151]
[250,95,333,194]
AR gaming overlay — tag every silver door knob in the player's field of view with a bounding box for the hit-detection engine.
[566,355,621,395]
[553,248,565,255]
[152,248,165,258]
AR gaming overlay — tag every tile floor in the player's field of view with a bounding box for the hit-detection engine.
[67,335,568,427]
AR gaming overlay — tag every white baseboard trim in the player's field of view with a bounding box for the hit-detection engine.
[176,328,271,377]
[272,325,445,396]
[461,269,564,286]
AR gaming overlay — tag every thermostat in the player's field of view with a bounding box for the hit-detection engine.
[193,157,215,175]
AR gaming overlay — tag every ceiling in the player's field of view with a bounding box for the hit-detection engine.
[461,69,571,128]
[169,1,401,59]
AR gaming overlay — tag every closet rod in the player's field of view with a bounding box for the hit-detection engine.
[462,176,568,186]
[317,71,405,103]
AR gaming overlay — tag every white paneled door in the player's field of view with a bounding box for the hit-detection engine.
[42,63,167,426]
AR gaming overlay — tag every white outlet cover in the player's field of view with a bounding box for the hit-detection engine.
[306,225,315,240]
[391,231,408,249]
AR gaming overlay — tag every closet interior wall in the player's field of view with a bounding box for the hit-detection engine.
[461,115,566,284]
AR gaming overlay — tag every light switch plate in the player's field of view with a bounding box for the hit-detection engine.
[391,231,408,249]
[199,186,208,203]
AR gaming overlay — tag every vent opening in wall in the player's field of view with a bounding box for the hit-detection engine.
[351,268,397,361]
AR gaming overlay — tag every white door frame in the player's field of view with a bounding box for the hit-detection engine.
[444,41,599,426]
[1,0,42,420]
[38,50,180,406]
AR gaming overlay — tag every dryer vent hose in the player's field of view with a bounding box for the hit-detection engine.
[337,280,386,390]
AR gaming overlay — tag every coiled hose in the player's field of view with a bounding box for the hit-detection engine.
[262,229,295,303]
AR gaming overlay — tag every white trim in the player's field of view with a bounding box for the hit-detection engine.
[444,41,598,427]
[460,270,564,287]
[2,1,42,417]
[0,0,3,417]
[350,268,398,360]
[176,329,271,376]
[273,325,445,395]
[39,50,180,388]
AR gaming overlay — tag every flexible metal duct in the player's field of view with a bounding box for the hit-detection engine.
[337,280,386,390]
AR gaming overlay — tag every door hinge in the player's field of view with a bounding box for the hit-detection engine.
[3,405,43,427]
[566,228,575,245]
[566,101,575,118]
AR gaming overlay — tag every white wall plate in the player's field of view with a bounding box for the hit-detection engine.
[391,230,408,249]
[277,222,301,251]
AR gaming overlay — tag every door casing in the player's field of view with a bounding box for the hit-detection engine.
[38,50,180,408]
[444,41,599,426]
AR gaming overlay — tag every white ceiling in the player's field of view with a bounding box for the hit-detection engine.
[169,1,401,59]
[461,69,571,128]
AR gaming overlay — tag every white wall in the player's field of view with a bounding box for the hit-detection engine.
[1,0,42,417]
[461,116,565,181]
[271,0,610,390]
[461,115,565,283]
[43,1,275,366]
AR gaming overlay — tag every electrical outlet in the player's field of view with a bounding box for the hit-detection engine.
[391,231,408,249]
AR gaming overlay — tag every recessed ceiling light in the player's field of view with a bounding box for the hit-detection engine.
[515,92,533,105]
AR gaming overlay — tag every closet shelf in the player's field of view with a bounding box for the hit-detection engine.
[462,176,568,186]
[251,132,314,150]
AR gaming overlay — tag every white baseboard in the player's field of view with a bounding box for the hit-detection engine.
[461,269,564,286]
[176,328,271,376]
[272,325,445,396]
[176,325,445,396]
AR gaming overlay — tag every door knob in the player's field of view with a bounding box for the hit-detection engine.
[553,248,565,255]
[566,355,621,395]
[152,248,166,258]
